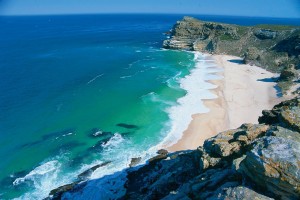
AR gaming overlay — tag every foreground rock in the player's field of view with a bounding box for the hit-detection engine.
[240,136,300,199]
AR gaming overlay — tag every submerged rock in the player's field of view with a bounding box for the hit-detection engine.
[116,123,139,129]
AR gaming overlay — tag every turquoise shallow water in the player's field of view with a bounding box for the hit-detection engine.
[1,14,300,199]
[0,14,195,199]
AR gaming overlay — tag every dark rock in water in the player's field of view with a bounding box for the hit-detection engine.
[88,128,112,138]
[129,157,142,168]
[116,123,139,129]
[254,29,277,40]
[49,181,81,200]
[48,162,111,199]
[78,161,111,181]
[240,136,300,199]
[20,129,75,149]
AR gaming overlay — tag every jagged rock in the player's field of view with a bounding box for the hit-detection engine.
[259,97,300,132]
[267,126,300,143]
[147,149,169,164]
[244,47,261,65]
[203,124,269,158]
[49,181,80,200]
[157,149,168,155]
[77,161,111,181]
[148,154,168,164]
[279,64,298,81]
[220,186,274,200]
[254,29,277,40]
[129,157,142,168]
[125,150,202,200]
[273,29,300,57]
[240,136,300,199]
[162,168,243,200]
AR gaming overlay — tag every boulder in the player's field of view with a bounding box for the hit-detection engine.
[259,97,300,132]
[240,136,300,199]
[279,64,298,81]
[203,124,269,158]
[129,157,142,168]
[244,47,261,65]
[157,149,168,155]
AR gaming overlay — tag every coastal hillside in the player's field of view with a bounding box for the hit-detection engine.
[163,17,300,93]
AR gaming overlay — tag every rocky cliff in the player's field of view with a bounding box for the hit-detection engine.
[163,17,300,94]
[48,97,300,200]
[120,97,300,200]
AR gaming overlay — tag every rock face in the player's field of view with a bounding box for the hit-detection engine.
[47,96,300,200]
[163,16,300,93]
[240,136,300,199]
[254,29,277,40]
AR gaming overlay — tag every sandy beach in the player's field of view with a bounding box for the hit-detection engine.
[168,54,282,151]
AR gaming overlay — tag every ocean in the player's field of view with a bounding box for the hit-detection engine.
[0,14,299,199]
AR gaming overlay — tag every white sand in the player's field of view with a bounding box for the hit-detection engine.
[168,54,282,151]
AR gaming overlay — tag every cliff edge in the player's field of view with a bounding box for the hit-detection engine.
[163,16,300,93]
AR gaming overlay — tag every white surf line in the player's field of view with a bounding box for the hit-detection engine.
[149,52,223,151]
[87,74,104,85]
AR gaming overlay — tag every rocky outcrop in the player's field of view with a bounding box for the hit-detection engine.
[163,16,300,93]
[240,136,300,199]
[259,97,300,132]
[48,96,300,200]
[254,29,277,40]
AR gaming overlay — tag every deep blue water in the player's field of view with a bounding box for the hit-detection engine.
[0,14,299,199]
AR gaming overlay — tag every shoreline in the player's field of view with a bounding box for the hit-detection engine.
[168,54,282,151]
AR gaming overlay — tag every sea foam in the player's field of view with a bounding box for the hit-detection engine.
[154,52,222,148]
